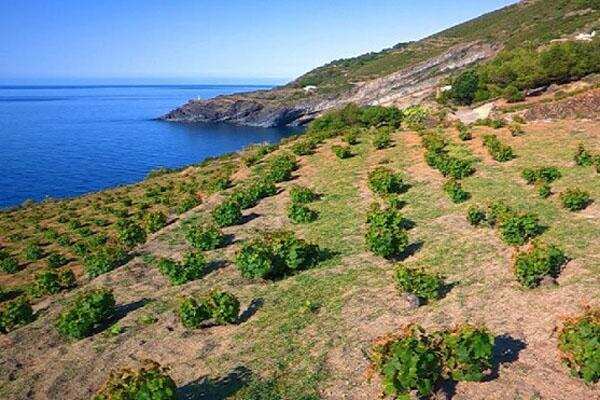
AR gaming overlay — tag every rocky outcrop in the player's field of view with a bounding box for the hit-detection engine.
[160,42,498,127]
[523,89,600,121]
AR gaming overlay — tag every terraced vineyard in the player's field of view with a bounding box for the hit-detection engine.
[1,101,598,399]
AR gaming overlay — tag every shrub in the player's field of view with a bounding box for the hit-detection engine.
[514,243,566,288]
[29,268,76,297]
[368,167,405,195]
[157,252,206,285]
[212,200,243,227]
[458,126,472,141]
[467,206,487,226]
[522,166,561,184]
[371,324,494,398]
[331,145,352,159]
[242,143,276,167]
[395,265,444,302]
[25,243,43,261]
[499,213,543,246]
[360,105,403,128]
[371,326,442,398]
[482,134,515,162]
[450,70,479,105]
[343,128,360,145]
[84,247,129,278]
[558,308,600,384]
[178,297,211,328]
[230,179,277,210]
[206,291,240,324]
[372,128,392,149]
[439,325,495,382]
[289,185,318,204]
[56,288,115,339]
[0,253,19,274]
[93,359,177,400]
[235,231,320,279]
[291,139,317,156]
[144,211,167,233]
[574,143,594,166]
[115,219,147,247]
[287,203,318,224]
[46,252,68,268]
[365,206,409,259]
[443,179,470,203]
[185,224,225,250]
[560,188,591,211]
[504,85,525,103]
[0,297,35,333]
[259,153,298,182]
[177,194,200,213]
[508,122,525,136]
[538,183,552,198]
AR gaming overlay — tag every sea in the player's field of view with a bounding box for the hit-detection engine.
[0,84,300,209]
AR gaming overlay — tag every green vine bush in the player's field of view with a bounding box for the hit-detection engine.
[144,211,167,233]
[443,179,470,203]
[84,247,129,278]
[365,205,410,259]
[0,297,35,333]
[574,143,594,167]
[560,188,591,211]
[28,268,76,297]
[370,324,494,398]
[115,219,147,247]
[368,167,406,195]
[332,145,352,159]
[93,359,177,400]
[287,203,318,224]
[514,243,566,288]
[395,265,445,303]
[372,128,393,149]
[482,134,515,162]
[212,200,243,227]
[56,288,115,339]
[156,252,206,285]
[235,231,320,279]
[178,290,240,327]
[185,224,225,250]
[558,308,600,384]
[289,185,318,204]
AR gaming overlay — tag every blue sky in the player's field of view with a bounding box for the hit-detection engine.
[0,0,516,84]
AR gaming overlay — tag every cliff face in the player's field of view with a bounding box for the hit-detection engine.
[160,42,497,127]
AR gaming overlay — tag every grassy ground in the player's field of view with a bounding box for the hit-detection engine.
[0,117,599,399]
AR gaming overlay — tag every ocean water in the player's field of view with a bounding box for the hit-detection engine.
[0,84,299,208]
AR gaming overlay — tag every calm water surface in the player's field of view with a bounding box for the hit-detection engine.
[0,85,299,208]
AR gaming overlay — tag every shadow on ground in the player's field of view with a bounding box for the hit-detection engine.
[177,365,252,400]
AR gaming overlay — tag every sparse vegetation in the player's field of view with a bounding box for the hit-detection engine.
[560,188,591,211]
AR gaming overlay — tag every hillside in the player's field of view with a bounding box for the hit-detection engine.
[161,0,600,127]
[2,1,600,399]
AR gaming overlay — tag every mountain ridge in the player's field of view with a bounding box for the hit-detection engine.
[160,0,599,127]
